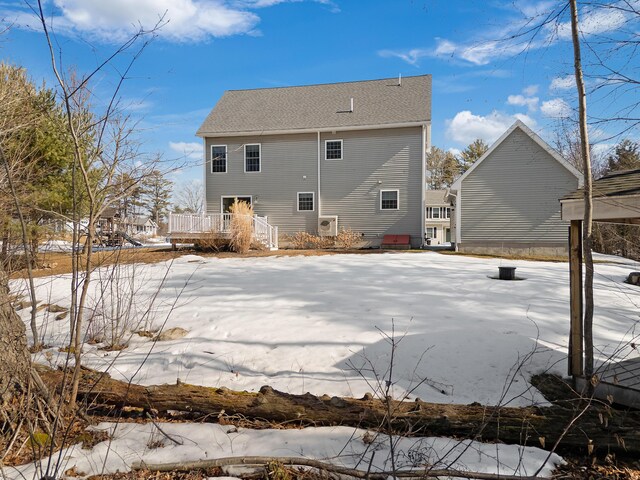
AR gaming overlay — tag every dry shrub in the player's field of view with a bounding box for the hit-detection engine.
[229,199,254,254]
[286,232,332,249]
[287,230,361,249]
[287,232,316,249]
[336,227,362,249]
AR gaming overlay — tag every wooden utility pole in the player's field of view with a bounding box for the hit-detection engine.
[569,0,595,378]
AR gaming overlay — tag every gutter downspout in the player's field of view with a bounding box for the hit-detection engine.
[203,137,207,214]
[317,131,322,217]
[453,190,461,251]
[421,124,427,247]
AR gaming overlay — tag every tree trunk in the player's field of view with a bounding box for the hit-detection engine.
[0,265,33,462]
[0,268,30,403]
[44,369,640,458]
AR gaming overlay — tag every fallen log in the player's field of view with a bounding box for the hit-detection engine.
[131,455,550,480]
[40,368,640,457]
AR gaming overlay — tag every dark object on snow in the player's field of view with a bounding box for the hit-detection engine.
[627,272,640,286]
[488,266,525,281]
[499,266,517,280]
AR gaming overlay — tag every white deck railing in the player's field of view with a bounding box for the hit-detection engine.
[168,212,278,250]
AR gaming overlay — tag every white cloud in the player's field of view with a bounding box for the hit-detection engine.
[549,75,575,91]
[445,110,536,145]
[540,98,572,118]
[378,48,430,66]
[7,0,260,43]
[507,94,539,112]
[378,37,527,67]
[591,142,615,158]
[169,141,203,159]
[523,85,538,96]
[447,147,462,157]
[556,7,628,40]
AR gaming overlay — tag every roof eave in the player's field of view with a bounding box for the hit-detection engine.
[196,120,430,138]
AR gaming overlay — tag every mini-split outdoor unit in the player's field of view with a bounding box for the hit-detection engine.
[318,216,338,237]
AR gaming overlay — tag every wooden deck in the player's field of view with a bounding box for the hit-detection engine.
[575,356,640,408]
[167,213,278,250]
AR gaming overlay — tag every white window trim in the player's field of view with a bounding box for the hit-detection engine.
[244,143,261,173]
[426,227,436,238]
[432,207,441,219]
[211,145,227,174]
[297,192,315,212]
[324,139,343,161]
[380,189,399,211]
[220,195,253,213]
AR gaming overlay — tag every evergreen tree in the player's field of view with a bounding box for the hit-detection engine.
[605,140,640,174]
[142,169,173,225]
[459,139,489,173]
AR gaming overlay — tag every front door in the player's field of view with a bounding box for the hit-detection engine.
[222,196,252,213]
[445,228,451,243]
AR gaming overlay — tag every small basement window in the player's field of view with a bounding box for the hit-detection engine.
[211,145,227,173]
[380,190,399,210]
[298,192,314,211]
[325,140,343,160]
[245,144,261,172]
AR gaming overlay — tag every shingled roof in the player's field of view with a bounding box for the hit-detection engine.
[562,169,640,200]
[197,75,431,136]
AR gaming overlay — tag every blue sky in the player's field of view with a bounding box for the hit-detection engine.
[2,0,639,188]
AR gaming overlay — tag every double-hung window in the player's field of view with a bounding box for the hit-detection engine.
[297,192,314,211]
[325,140,343,160]
[380,190,399,210]
[245,144,261,172]
[427,207,441,219]
[211,145,227,173]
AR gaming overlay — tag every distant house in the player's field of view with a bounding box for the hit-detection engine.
[424,189,451,245]
[449,121,582,255]
[195,75,432,248]
[122,216,158,237]
[96,208,158,237]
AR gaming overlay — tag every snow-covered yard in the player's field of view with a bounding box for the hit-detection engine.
[10,251,640,478]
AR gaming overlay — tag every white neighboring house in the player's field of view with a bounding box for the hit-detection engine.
[121,216,158,237]
[449,120,582,256]
[424,189,451,245]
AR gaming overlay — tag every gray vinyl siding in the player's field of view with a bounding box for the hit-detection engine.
[320,127,423,243]
[460,128,578,245]
[204,126,424,244]
[205,133,319,234]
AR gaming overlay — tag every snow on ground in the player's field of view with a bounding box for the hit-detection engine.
[9,422,562,480]
[11,251,639,478]
[18,251,639,407]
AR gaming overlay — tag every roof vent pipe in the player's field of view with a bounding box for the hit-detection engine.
[398,73,402,86]
[350,97,354,112]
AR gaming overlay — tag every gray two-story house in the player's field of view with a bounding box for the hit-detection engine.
[196,75,432,248]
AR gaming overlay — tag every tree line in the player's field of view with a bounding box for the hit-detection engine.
[425,139,489,190]
[0,62,212,257]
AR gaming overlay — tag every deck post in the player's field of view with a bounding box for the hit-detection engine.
[569,219,584,377]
